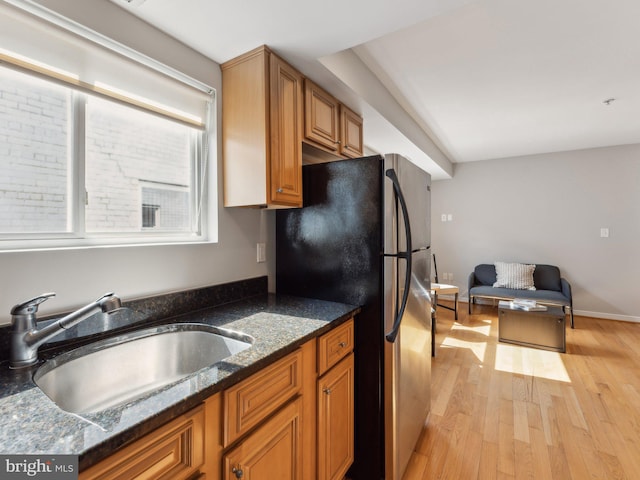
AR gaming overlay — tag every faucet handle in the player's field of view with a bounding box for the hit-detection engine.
[11,292,56,316]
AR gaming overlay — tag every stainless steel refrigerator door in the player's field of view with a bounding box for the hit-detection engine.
[383,154,432,480]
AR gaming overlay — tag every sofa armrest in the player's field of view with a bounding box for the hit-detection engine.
[468,271,477,293]
[560,278,572,303]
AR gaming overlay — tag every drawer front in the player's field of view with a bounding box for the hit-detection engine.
[224,349,303,446]
[317,319,354,376]
[80,405,205,480]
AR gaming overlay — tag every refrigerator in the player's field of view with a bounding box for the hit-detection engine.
[276,153,432,480]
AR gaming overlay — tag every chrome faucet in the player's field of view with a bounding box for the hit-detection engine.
[10,292,122,368]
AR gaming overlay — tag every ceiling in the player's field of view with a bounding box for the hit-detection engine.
[109,0,640,179]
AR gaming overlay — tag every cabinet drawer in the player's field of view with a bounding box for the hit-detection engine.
[317,319,354,376]
[224,349,303,446]
[80,405,205,480]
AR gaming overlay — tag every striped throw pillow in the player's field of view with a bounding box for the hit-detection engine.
[493,262,536,290]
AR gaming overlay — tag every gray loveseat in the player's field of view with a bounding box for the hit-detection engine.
[468,264,574,328]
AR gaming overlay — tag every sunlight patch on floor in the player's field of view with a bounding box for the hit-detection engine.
[440,336,487,363]
[494,343,571,382]
[452,322,491,336]
[439,321,492,362]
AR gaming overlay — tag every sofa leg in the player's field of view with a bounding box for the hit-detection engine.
[564,306,575,328]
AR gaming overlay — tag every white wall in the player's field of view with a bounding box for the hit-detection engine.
[431,144,640,322]
[0,0,276,324]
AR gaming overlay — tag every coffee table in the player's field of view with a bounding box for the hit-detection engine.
[498,301,566,353]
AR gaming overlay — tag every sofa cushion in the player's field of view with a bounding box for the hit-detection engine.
[469,285,570,306]
[474,264,497,286]
[532,264,562,292]
[493,262,536,290]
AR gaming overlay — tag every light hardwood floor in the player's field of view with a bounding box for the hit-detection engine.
[403,303,640,480]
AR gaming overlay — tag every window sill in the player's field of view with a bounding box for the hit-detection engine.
[0,236,216,253]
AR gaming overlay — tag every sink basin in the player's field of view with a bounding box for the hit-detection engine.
[33,323,253,414]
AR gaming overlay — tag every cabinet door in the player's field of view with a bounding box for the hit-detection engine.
[223,398,302,480]
[79,405,205,480]
[318,353,354,480]
[269,54,303,207]
[340,105,363,158]
[304,79,340,152]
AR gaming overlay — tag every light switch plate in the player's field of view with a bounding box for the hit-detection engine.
[257,243,266,262]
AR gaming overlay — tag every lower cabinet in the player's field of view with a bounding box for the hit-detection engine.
[79,405,205,480]
[80,319,355,480]
[222,397,302,480]
[317,353,354,480]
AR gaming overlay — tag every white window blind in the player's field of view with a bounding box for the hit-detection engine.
[0,0,213,128]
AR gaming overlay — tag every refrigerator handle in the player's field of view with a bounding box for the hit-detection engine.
[384,168,412,343]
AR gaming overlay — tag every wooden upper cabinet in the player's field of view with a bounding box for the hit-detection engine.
[303,80,364,159]
[222,46,303,208]
[269,55,303,206]
[340,105,364,158]
[304,79,340,153]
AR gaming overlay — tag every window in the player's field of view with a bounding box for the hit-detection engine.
[0,66,207,248]
[0,1,215,250]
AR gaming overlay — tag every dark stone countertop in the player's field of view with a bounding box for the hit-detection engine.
[0,293,359,469]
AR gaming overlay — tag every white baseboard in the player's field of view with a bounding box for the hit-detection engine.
[573,310,640,323]
[443,296,640,323]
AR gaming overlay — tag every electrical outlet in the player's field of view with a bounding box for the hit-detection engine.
[600,228,609,238]
[441,214,447,222]
[447,214,453,222]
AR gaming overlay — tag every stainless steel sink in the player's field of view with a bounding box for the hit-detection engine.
[33,323,253,414]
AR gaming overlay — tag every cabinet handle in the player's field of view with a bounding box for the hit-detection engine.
[276,188,283,193]
[338,342,347,348]
[323,387,332,395]
[335,140,341,145]
[232,465,244,478]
